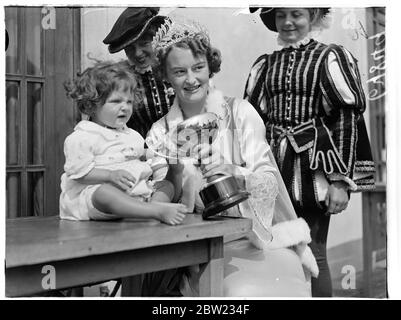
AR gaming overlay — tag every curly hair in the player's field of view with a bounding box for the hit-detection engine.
[64,61,143,117]
[155,32,222,80]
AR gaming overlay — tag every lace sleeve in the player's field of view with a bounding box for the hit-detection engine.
[241,171,279,246]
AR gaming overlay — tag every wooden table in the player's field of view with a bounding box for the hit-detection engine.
[6,214,251,297]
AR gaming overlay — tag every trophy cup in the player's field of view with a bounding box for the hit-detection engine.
[147,112,250,219]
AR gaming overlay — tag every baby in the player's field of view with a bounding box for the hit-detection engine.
[60,61,187,225]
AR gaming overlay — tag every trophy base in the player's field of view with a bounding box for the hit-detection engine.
[200,174,250,219]
[202,192,250,219]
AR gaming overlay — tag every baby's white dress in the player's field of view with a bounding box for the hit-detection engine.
[60,120,165,221]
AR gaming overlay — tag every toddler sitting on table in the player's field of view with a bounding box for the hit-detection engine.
[60,61,188,225]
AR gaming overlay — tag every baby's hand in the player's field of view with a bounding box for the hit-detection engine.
[108,169,136,191]
[157,203,188,225]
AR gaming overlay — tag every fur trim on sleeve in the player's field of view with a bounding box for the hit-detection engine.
[267,218,311,249]
[263,218,319,278]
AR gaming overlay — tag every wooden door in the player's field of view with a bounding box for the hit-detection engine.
[5,7,81,218]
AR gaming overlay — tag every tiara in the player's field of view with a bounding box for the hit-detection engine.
[152,17,210,52]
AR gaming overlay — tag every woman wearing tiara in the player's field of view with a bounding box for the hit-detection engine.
[244,8,375,296]
[146,17,319,297]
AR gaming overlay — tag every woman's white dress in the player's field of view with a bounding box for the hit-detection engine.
[147,89,318,297]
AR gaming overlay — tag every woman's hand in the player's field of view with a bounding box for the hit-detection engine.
[193,143,224,168]
[202,163,239,178]
[325,181,350,215]
[108,169,136,191]
[194,143,244,184]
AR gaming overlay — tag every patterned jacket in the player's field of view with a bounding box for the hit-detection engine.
[245,40,375,208]
[122,61,174,138]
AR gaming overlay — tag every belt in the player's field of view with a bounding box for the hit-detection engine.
[266,118,348,175]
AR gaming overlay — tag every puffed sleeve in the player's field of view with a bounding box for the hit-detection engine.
[147,152,169,181]
[320,46,366,114]
[319,46,366,190]
[146,119,170,157]
[63,131,96,179]
[243,54,269,124]
[146,120,169,181]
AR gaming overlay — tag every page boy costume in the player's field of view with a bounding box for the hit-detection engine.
[103,7,174,138]
[245,7,375,296]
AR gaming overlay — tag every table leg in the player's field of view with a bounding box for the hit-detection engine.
[121,275,143,297]
[198,237,224,297]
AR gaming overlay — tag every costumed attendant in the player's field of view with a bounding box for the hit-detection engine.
[103,7,174,138]
[245,7,375,296]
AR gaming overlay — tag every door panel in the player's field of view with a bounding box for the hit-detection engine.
[5,7,81,217]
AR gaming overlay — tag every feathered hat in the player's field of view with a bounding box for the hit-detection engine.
[103,7,167,54]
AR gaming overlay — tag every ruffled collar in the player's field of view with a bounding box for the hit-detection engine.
[74,120,130,141]
[277,33,316,49]
[135,65,153,74]
[127,61,153,74]
[165,88,229,130]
